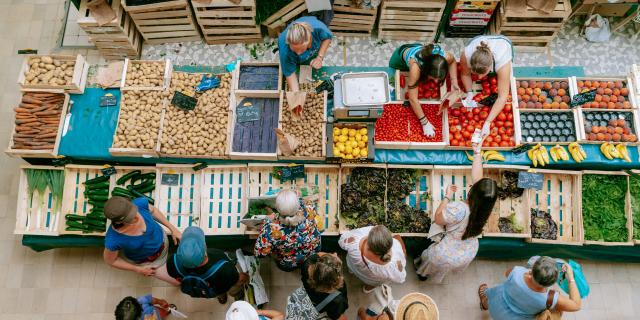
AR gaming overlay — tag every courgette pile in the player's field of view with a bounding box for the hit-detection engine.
[112,170,156,205]
[65,175,109,233]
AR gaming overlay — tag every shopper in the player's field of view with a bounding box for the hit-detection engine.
[255,189,321,272]
[300,252,349,320]
[479,256,582,319]
[226,301,284,320]
[459,35,514,138]
[339,225,407,291]
[161,226,248,303]
[114,295,173,320]
[357,291,439,320]
[102,196,181,282]
[414,142,498,283]
[278,16,332,92]
[389,43,458,137]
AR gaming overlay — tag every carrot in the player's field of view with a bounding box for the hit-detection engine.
[15,118,38,125]
[21,96,43,104]
[18,103,41,109]
[34,111,60,116]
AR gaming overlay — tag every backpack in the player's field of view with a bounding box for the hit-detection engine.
[173,255,227,298]
[285,286,340,320]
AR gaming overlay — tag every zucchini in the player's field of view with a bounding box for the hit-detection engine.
[65,214,85,222]
[87,212,106,220]
[112,187,134,198]
[65,226,86,232]
[128,186,155,205]
[87,195,109,202]
[84,175,109,185]
[85,189,109,196]
[89,201,105,208]
[85,181,110,190]
[133,184,155,194]
[130,173,156,186]
[65,219,88,230]
[117,170,142,185]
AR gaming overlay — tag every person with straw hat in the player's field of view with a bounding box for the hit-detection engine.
[357,291,439,320]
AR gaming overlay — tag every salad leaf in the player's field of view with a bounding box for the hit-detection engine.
[582,174,628,242]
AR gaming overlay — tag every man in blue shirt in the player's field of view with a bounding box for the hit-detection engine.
[278,16,333,92]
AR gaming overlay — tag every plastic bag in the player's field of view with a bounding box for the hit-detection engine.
[584,14,611,42]
[527,256,590,298]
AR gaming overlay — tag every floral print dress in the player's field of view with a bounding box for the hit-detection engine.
[254,201,321,270]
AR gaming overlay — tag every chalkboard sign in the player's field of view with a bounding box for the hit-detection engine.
[570,89,596,108]
[171,91,198,111]
[192,163,208,171]
[101,166,117,176]
[277,165,305,182]
[517,171,544,190]
[52,156,72,167]
[236,101,261,123]
[161,173,180,186]
[479,93,498,107]
[511,143,534,155]
[100,94,117,107]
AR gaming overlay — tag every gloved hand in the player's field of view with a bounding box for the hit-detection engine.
[422,121,435,137]
[462,91,478,109]
[481,121,491,138]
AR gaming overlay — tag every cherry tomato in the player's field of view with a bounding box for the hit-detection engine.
[495,121,504,127]
[497,113,507,121]
[472,108,480,115]
[504,104,512,112]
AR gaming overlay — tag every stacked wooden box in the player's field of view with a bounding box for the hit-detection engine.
[330,0,378,37]
[121,0,201,44]
[378,0,446,41]
[191,0,262,45]
[262,0,307,37]
[77,0,142,60]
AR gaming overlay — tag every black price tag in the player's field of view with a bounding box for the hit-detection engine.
[517,171,544,190]
[18,49,38,54]
[479,93,498,107]
[171,91,198,111]
[100,94,117,107]
[101,166,117,176]
[161,173,180,186]
[315,79,334,95]
[236,100,261,123]
[277,165,305,182]
[511,143,534,155]
[52,157,72,167]
[192,163,208,171]
[570,89,597,108]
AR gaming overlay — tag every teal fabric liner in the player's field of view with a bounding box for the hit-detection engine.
[513,66,585,78]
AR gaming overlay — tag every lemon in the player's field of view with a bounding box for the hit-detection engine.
[358,141,366,148]
[352,147,360,157]
[351,140,358,148]
[341,128,349,135]
[348,129,356,137]
[359,128,368,135]
[333,147,341,156]
[345,145,353,154]
[345,154,354,159]
[338,135,348,143]
[333,128,341,135]
[360,149,368,157]
[336,142,345,151]
[355,134,363,141]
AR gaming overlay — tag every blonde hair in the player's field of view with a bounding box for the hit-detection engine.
[470,41,493,75]
[276,189,305,227]
[286,22,313,46]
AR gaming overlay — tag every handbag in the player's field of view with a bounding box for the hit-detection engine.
[285,286,341,320]
[535,290,563,320]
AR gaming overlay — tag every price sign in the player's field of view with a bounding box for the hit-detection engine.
[161,173,180,186]
[277,165,305,182]
[52,157,72,167]
[570,89,597,108]
[101,165,117,176]
[192,163,208,171]
[100,94,117,107]
[511,143,534,155]
[236,100,261,123]
[171,91,198,111]
[517,171,544,190]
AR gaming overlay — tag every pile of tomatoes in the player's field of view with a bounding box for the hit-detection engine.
[448,103,516,148]
[400,75,442,100]
[375,104,443,142]
[453,64,501,105]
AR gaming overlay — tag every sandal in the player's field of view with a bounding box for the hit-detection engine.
[478,284,489,311]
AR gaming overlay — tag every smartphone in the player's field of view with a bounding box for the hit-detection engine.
[471,129,483,144]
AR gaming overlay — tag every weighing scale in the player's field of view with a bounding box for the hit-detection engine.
[332,72,390,120]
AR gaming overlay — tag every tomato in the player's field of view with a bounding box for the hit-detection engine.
[479,111,488,119]
[462,130,471,139]
[482,89,491,96]
[469,120,477,126]
[507,113,513,121]
[490,77,497,85]
[485,136,493,143]
[494,135,502,142]
[400,76,406,88]
[498,127,506,134]
[473,115,480,121]
[501,134,510,141]
[499,141,509,147]
[450,126,459,133]
[452,109,461,117]
[472,108,480,115]
[495,121,504,128]
[466,141,473,147]
[506,128,514,136]
[466,125,475,132]
[505,121,513,128]
[490,142,499,147]
[454,132,462,140]
[504,104,512,112]
[497,113,507,121]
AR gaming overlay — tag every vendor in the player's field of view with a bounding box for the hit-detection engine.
[389,43,458,137]
[459,35,514,139]
[278,16,332,92]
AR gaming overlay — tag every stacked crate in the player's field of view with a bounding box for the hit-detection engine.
[330,0,378,37]
[262,0,307,37]
[121,0,201,44]
[378,0,446,41]
[191,0,262,45]
[445,0,500,38]
[489,0,572,52]
[77,0,142,60]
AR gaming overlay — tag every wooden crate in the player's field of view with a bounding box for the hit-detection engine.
[77,0,142,60]
[581,171,633,246]
[17,54,89,94]
[394,70,448,105]
[155,164,202,232]
[14,166,64,236]
[262,0,307,38]
[510,76,575,109]
[247,163,341,235]
[120,58,172,90]
[5,91,70,159]
[337,163,388,234]
[570,76,637,109]
[191,0,262,45]
[121,0,201,44]
[228,91,282,160]
[326,122,375,162]
[378,0,446,41]
[527,170,582,245]
[233,61,282,93]
[279,90,327,161]
[516,109,581,145]
[330,0,378,37]
[386,164,433,237]
[576,109,640,145]
[111,165,157,199]
[631,64,640,96]
[199,165,248,235]
[60,165,112,236]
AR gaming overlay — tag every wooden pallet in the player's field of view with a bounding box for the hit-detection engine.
[378,0,446,41]
[262,0,307,38]
[155,164,202,232]
[121,0,201,44]
[191,0,262,45]
[14,165,64,236]
[330,0,378,37]
[17,54,89,94]
[77,0,142,60]
[60,165,112,236]
[576,108,640,145]
[527,170,583,245]
[199,165,248,235]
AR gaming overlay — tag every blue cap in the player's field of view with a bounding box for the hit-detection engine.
[177,226,206,268]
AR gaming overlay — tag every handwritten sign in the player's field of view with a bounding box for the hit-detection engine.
[171,91,198,111]
[277,165,305,182]
[192,163,208,171]
[517,171,544,190]
[511,143,534,155]
[570,89,596,108]
[236,100,261,123]
[161,173,180,186]
[99,94,117,107]
[101,166,117,176]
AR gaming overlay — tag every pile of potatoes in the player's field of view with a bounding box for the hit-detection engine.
[23,56,75,86]
[125,61,165,87]
[112,91,165,150]
[160,72,232,156]
[281,92,325,157]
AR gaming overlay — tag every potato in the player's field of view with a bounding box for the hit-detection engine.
[125,60,165,87]
[24,55,74,86]
[113,90,164,150]
[280,91,326,157]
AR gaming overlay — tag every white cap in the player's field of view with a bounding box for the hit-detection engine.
[225,301,259,320]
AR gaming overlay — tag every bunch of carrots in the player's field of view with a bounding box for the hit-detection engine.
[13,92,65,150]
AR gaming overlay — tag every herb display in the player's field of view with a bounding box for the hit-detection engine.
[386,169,431,233]
[530,208,558,240]
[497,171,524,200]
[582,174,628,242]
[629,173,640,240]
[340,168,386,229]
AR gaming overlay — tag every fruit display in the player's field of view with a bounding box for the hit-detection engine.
[398,72,443,101]
[582,111,637,142]
[281,91,326,158]
[452,64,505,106]
[21,55,76,86]
[332,125,370,159]
[464,150,505,162]
[124,60,167,88]
[575,79,631,109]
[527,143,550,167]
[10,92,67,152]
[519,111,576,143]
[231,97,280,155]
[374,104,444,146]
[448,104,515,148]
[567,142,587,163]
[112,91,166,151]
[515,79,571,109]
[600,142,631,162]
[582,174,629,243]
[549,145,570,162]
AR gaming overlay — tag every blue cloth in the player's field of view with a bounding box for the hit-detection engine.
[404,44,446,66]
[278,16,333,77]
[105,198,164,262]
[486,266,558,320]
[137,295,161,319]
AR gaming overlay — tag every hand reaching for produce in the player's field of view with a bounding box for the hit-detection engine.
[480,121,491,138]
[472,141,482,155]
[421,121,435,137]
[310,56,324,69]
[446,185,457,199]
[462,91,478,109]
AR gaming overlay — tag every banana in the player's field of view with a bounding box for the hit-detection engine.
[536,149,546,167]
[528,149,538,167]
[608,144,621,159]
[569,147,583,163]
[550,147,558,162]
[540,146,550,165]
[616,144,631,162]
[559,146,570,161]
[578,144,587,159]
[465,151,474,162]
[600,143,613,160]
[482,150,498,161]
[486,152,505,161]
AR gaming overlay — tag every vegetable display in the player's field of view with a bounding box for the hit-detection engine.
[515,80,570,109]
[583,112,637,142]
[386,169,431,233]
[112,91,165,150]
[281,91,325,158]
[374,104,443,143]
[11,92,65,150]
[332,125,369,159]
[65,175,110,233]
[629,173,640,240]
[25,169,64,216]
[520,111,576,143]
[495,171,526,234]
[125,61,165,88]
[499,212,524,234]
[23,56,75,86]
[448,104,515,148]
[582,174,628,242]
[575,79,631,109]
[398,75,442,100]
[530,208,558,240]
[112,170,156,205]
[161,72,231,156]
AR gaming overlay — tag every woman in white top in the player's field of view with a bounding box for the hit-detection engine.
[339,225,407,291]
[459,35,514,139]
[414,141,498,283]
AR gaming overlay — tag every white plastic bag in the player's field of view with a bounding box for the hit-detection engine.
[584,14,611,42]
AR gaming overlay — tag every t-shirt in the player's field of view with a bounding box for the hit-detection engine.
[166,248,240,295]
[137,295,161,320]
[104,198,164,263]
[464,35,513,72]
[301,253,349,320]
[278,16,333,77]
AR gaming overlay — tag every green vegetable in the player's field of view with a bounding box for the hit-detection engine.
[87,195,109,202]
[47,170,64,215]
[112,187,134,198]
[629,173,640,240]
[84,175,109,185]
[582,174,628,242]
[117,170,141,185]
[127,186,155,205]
[85,181,110,190]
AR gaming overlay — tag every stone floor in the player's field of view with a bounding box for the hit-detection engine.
[1,0,640,319]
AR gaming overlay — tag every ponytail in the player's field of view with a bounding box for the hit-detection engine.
[409,43,448,89]
[367,225,394,262]
[470,41,493,75]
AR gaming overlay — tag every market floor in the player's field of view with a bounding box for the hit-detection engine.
[1,0,640,319]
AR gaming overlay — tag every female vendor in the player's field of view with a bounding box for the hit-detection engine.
[278,16,333,92]
[389,43,458,137]
[459,35,514,139]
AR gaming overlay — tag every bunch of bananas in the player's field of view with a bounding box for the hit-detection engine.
[600,142,631,162]
[568,142,587,163]
[465,150,505,162]
[549,144,570,162]
[527,143,550,167]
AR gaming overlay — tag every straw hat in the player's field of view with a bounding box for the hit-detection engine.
[395,293,439,320]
